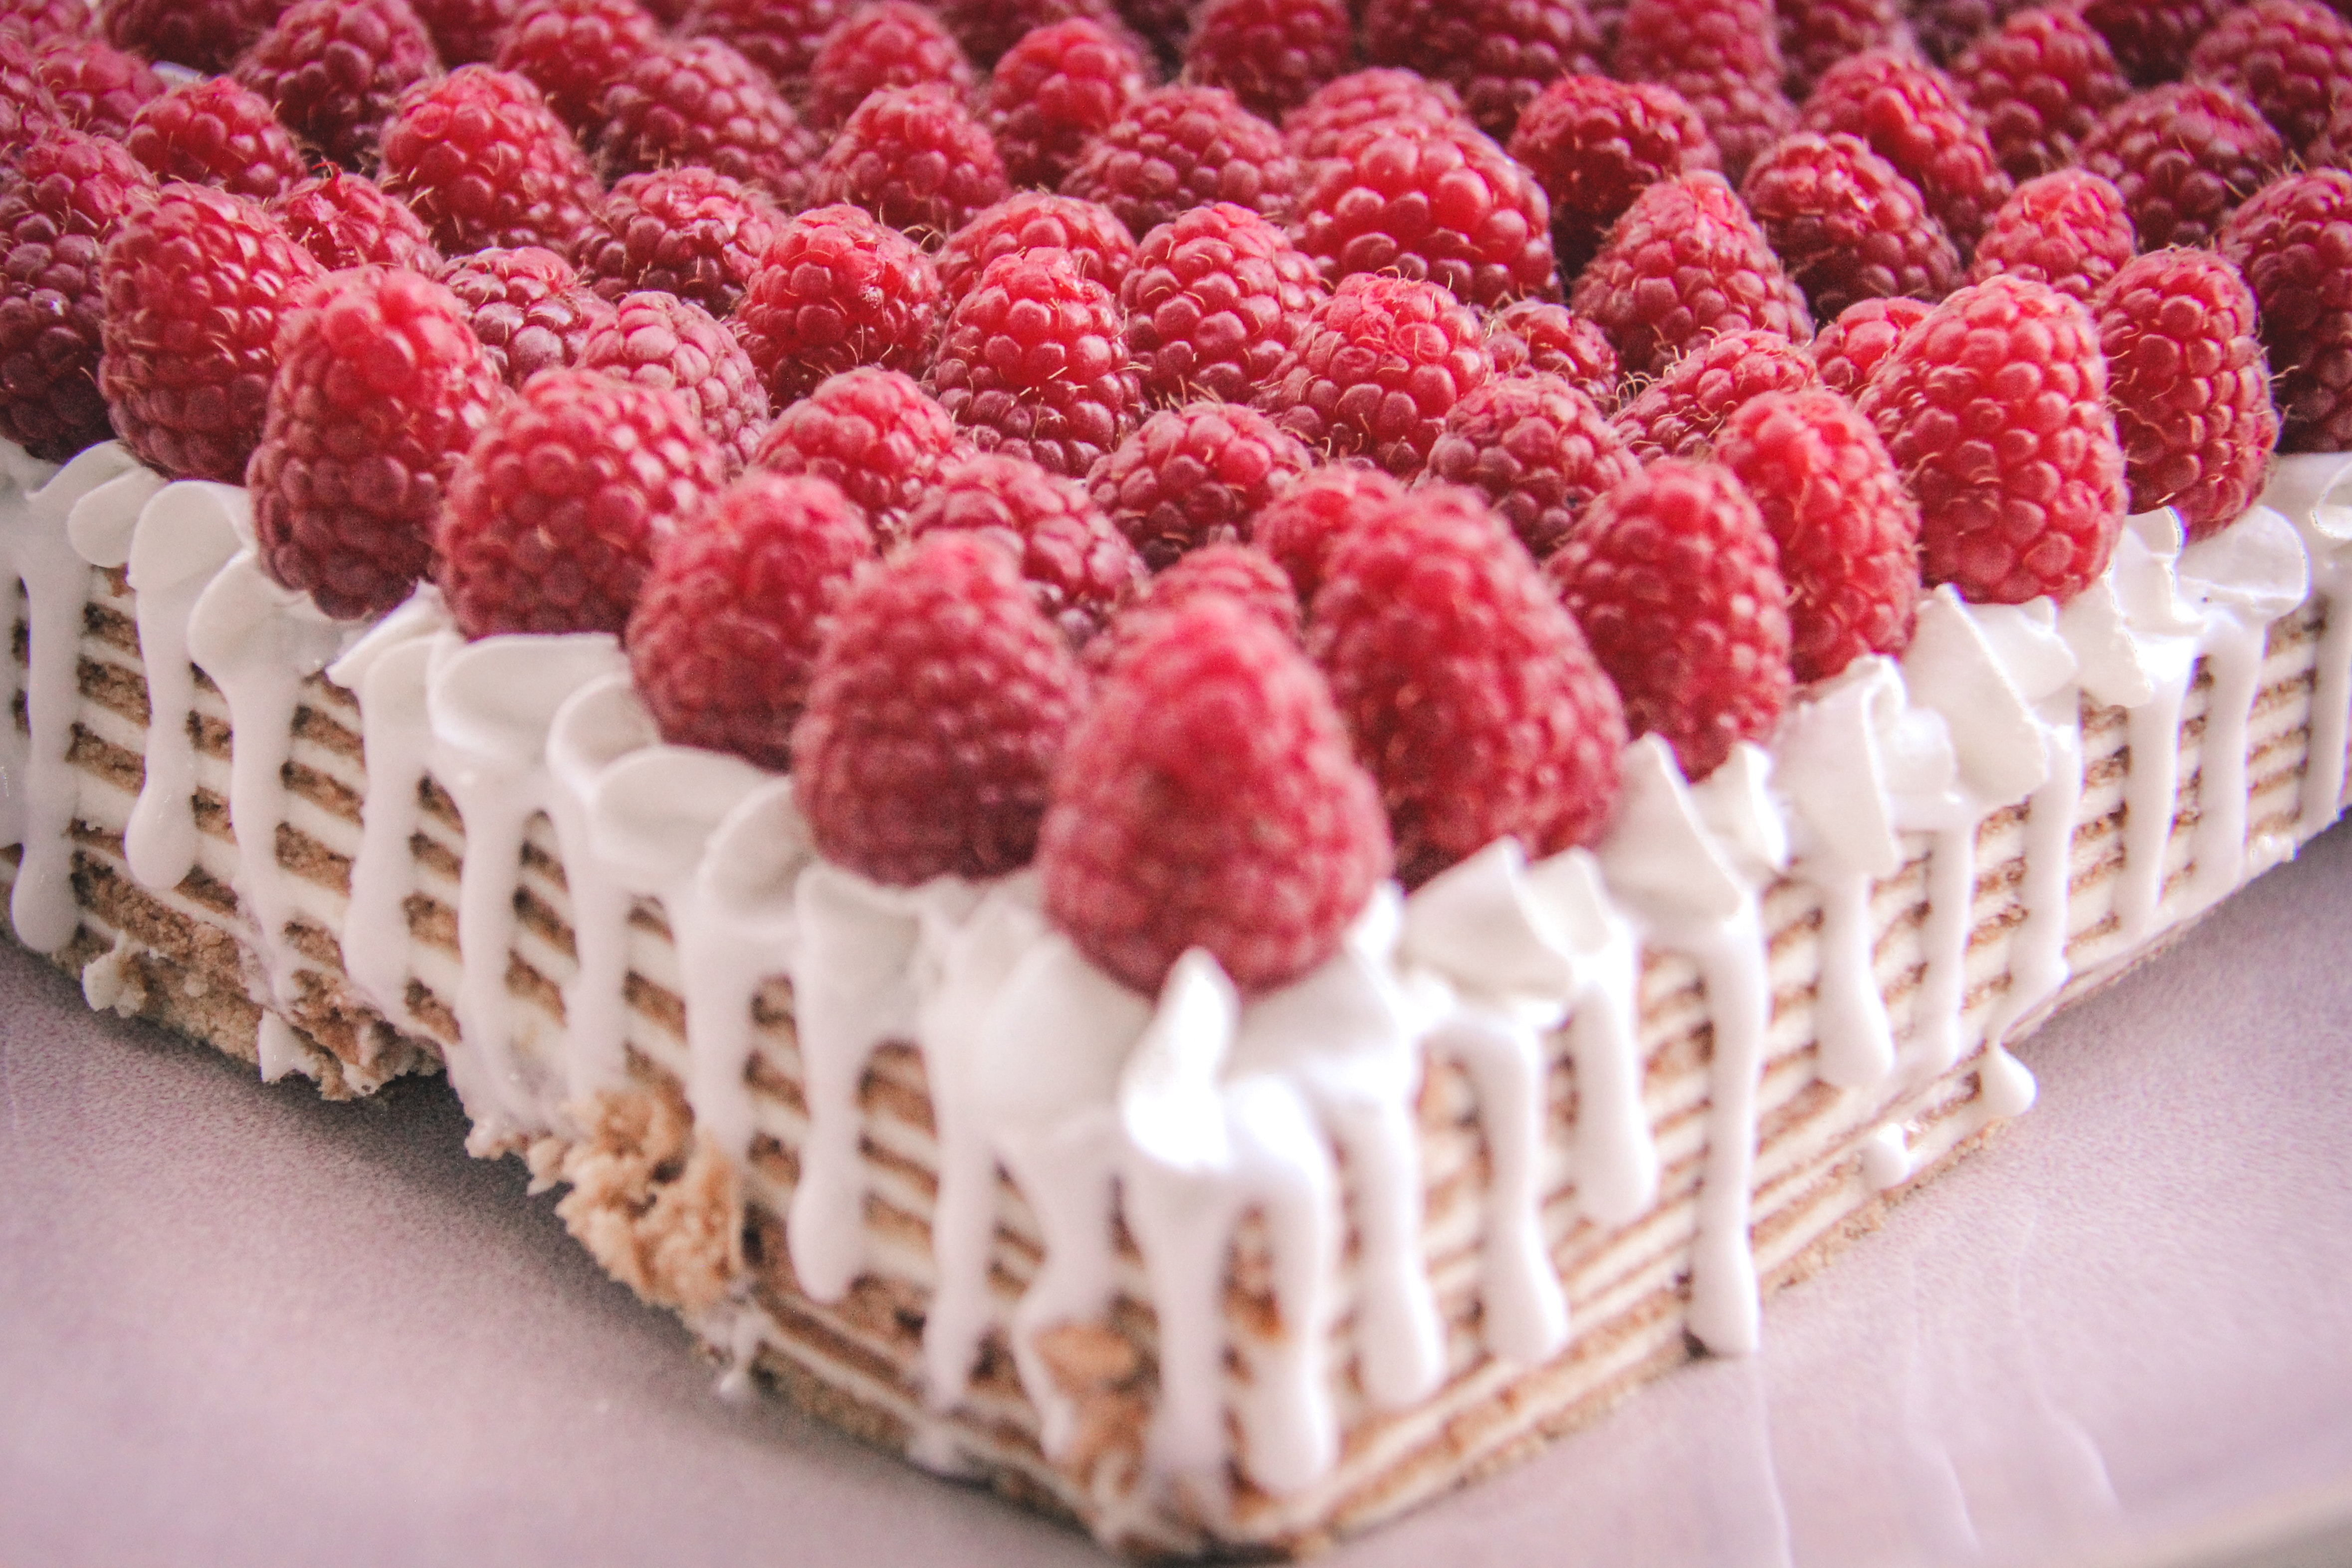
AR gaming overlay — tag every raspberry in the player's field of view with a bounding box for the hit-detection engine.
[104,0,287,74]
[1566,170,1811,380]
[1483,299,1621,408]
[493,0,660,134]
[248,268,501,620]
[2187,0,2352,156]
[936,191,1136,307]
[1741,130,1961,321]
[1114,0,1192,68]
[33,37,163,142]
[409,0,518,66]
[576,168,785,318]
[1120,200,1325,406]
[381,68,603,259]
[99,183,322,482]
[1713,388,1921,680]
[1906,0,2036,67]
[1808,293,1929,395]
[809,82,1010,242]
[123,77,304,204]
[1965,166,2135,302]
[598,39,824,209]
[806,1,976,133]
[1950,6,2132,181]
[1547,458,1791,779]
[436,369,728,638]
[795,531,1087,885]
[2075,83,2286,252]
[1610,327,1821,462]
[734,204,942,405]
[1798,49,2013,251]
[985,18,1148,191]
[2093,248,2278,537]
[626,472,877,769]
[1060,84,1299,239]
[1180,0,1350,121]
[577,290,771,470]
[679,0,849,87]
[1360,0,1604,140]
[1612,0,1795,180]
[1252,462,1407,603]
[750,367,966,536]
[1293,120,1559,309]
[903,450,1144,640]
[1095,541,1301,669]
[234,0,440,172]
[2218,170,2352,452]
[1506,74,1720,280]
[1778,0,1912,98]
[269,171,444,272]
[1254,272,1496,475]
[936,0,1132,71]
[928,245,1142,478]
[1314,486,1625,884]
[1041,592,1389,993]
[1087,399,1315,568]
[1856,273,2124,603]
[436,244,614,387]
[0,31,59,157]
[1421,372,1636,555]
[0,0,90,44]
[0,129,151,459]
[2079,0,2234,88]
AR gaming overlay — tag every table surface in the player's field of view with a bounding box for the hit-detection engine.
[4,825,2351,1568]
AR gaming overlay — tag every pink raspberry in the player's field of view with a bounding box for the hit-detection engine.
[597,38,824,209]
[1611,0,1795,180]
[1282,67,1466,170]
[436,244,614,388]
[805,1,977,133]
[2079,0,2236,88]
[1087,400,1316,568]
[985,18,1148,191]
[1091,542,1302,671]
[0,0,92,44]
[903,450,1144,641]
[928,245,1142,478]
[1254,272,1496,476]
[1798,49,2013,251]
[1060,84,1299,239]
[809,81,1010,243]
[2186,0,2352,156]
[1422,372,1638,555]
[1740,129,1961,322]
[381,67,604,259]
[2076,83,2287,252]
[1809,294,1930,396]
[234,0,439,171]
[1610,326,1821,462]
[1966,166,2136,302]
[123,77,304,204]
[750,367,966,537]
[0,30,61,155]
[1483,299,1621,409]
[734,204,943,405]
[1506,74,1720,280]
[2218,169,2352,452]
[576,168,785,318]
[1120,200,1326,407]
[577,290,771,470]
[0,129,152,460]
[936,191,1137,307]
[494,0,661,134]
[1778,0,1913,98]
[1950,6,2133,181]
[1181,0,1350,121]
[678,0,850,87]
[1252,463,1409,604]
[104,0,287,74]
[1293,120,1559,308]
[269,171,444,272]
[32,37,163,143]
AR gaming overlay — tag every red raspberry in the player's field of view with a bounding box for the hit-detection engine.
[33,37,163,143]
[0,0,91,44]
[234,0,440,172]
[1713,387,1920,680]
[1547,458,1791,779]
[1506,74,1720,280]
[104,0,287,74]
[1314,486,1625,884]
[1809,293,1929,395]
[1610,326,1821,462]
[2076,83,2286,252]
[2186,0,2352,156]
[1086,399,1315,568]
[936,191,1136,307]
[0,31,60,156]
[1965,166,2134,302]
[0,129,151,459]
[99,183,322,481]
[1566,170,1811,380]
[1612,0,1795,180]
[935,0,1133,72]
[1113,0,1191,67]
[734,203,942,405]
[750,367,966,536]
[928,245,1142,478]
[1283,68,1466,172]
[380,68,603,259]
[1778,0,1912,98]
[1253,462,1407,603]
[903,450,1144,640]
[1798,49,2013,251]
[409,0,519,66]
[1856,273,2124,603]
[269,171,444,272]
[679,0,849,87]
[1180,0,1350,121]
[795,531,1088,886]
[2093,248,2278,537]
[576,168,784,318]
[1041,591,1390,993]
[598,39,824,210]
[2218,170,2352,452]
[123,77,303,204]
[1906,0,2036,67]
[1360,0,1604,140]
[2079,0,2234,88]
[436,368,728,638]
[1421,372,1637,555]
[1254,272,1496,476]
[985,18,1148,191]
[1060,84,1299,239]
[494,0,660,135]
[1293,120,1559,309]
[806,1,976,133]
[809,82,1010,242]
[436,244,614,387]
[249,268,502,620]
[1740,130,1961,321]
[1950,6,2132,181]
[1120,200,1325,407]
[1483,299,1621,408]
[1093,541,1301,670]
[626,472,877,769]
[578,290,771,470]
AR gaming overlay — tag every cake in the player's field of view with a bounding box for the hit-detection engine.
[6,0,2352,1556]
